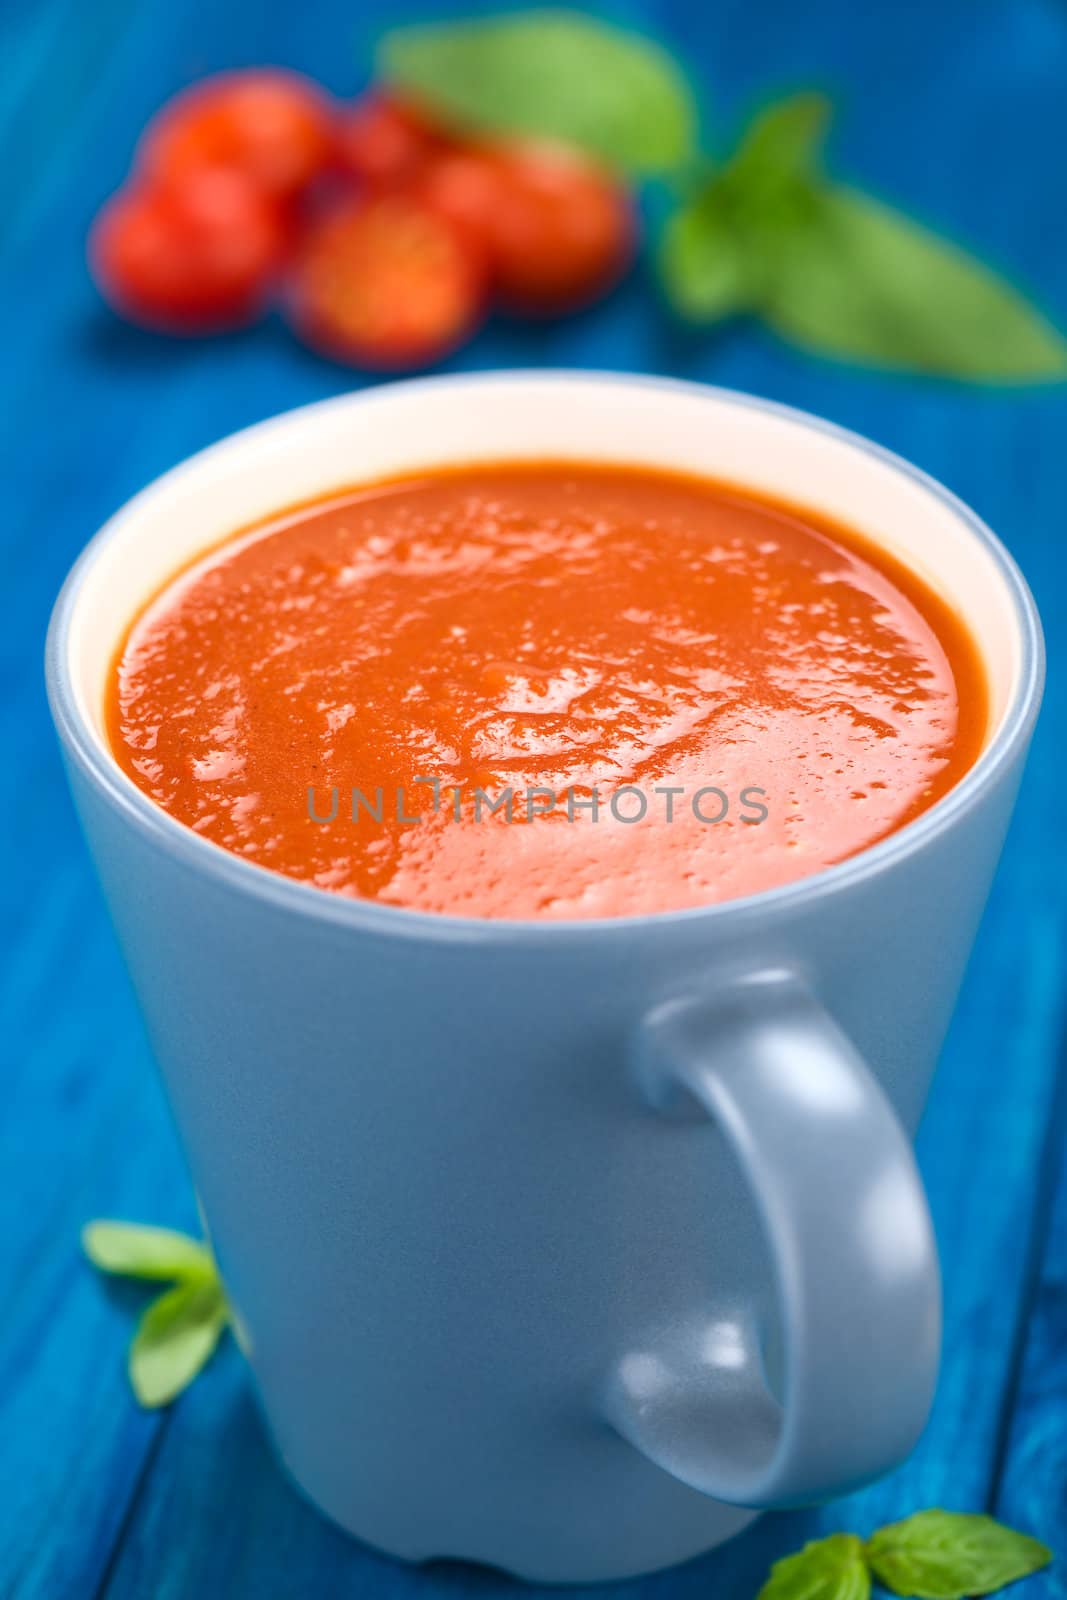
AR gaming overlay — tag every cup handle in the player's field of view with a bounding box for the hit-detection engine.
[605,969,941,1508]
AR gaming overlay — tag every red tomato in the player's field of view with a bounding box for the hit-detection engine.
[416,141,635,314]
[412,147,500,245]
[139,69,334,201]
[89,169,287,333]
[287,196,486,369]
[335,92,444,188]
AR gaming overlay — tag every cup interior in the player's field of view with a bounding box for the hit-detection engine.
[62,373,1028,784]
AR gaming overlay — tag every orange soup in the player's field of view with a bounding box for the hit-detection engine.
[107,461,986,919]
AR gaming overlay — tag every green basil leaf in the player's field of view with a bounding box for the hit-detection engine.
[657,187,755,322]
[764,185,1067,381]
[83,1220,215,1283]
[728,92,831,196]
[129,1279,228,1407]
[657,92,829,323]
[867,1511,1051,1599]
[758,1533,871,1600]
[378,10,697,174]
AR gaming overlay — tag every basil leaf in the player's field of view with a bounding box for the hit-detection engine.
[758,1533,871,1600]
[658,188,755,322]
[82,1220,215,1282]
[378,10,697,174]
[728,92,831,196]
[765,185,1067,381]
[657,93,829,322]
[867,1511,1051,1599]
[129,1279,228,1407]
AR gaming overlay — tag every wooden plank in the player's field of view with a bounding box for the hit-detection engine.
[0,855,190,1599]
[991,1043,1067,1600]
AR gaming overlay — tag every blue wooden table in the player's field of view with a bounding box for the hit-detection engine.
[3,0,1066,1594]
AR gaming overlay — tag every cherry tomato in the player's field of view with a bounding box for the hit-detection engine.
[89,169,287,333]
[335,92,444,188]
[412,147,500,245]
[287,196,487,369]
[416,141,635,314]
[139,69,334,201]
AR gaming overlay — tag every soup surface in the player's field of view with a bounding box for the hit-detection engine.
[108,461,986,918]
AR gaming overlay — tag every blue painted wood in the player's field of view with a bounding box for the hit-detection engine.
[993,1063,1067,1600]
[1,0,1065,1595]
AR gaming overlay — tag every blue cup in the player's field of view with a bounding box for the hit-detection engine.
[46,375,1043,1582]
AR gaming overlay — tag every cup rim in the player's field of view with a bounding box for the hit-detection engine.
[46,369,1045,943]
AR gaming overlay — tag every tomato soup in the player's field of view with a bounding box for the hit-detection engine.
[107,461,987,919]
